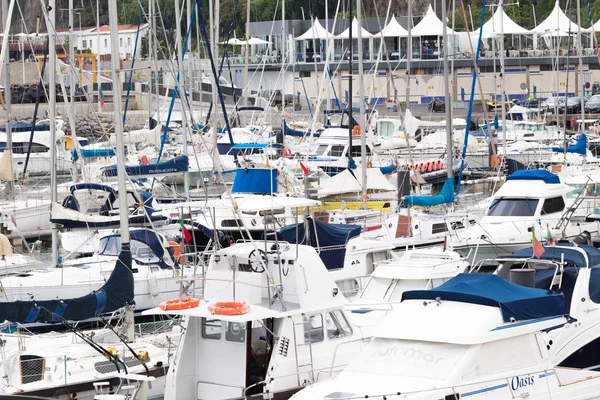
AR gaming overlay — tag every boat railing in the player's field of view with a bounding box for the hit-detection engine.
[471,257,564,291]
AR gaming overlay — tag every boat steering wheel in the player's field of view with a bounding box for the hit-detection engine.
[248,249,267,273]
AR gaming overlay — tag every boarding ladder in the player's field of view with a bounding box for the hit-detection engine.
[291,314,316,386]
[555,177,590,233]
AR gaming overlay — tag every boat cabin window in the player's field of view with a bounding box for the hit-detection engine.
[326,310,353,339]
[558,335,600,371]
[361,277,430,302]
[350,145,371,157]
[487,198,540,217]
[432,223,448,234]
[303,314,324,343]
[567,183,598,198]
[316,145,329,155]
[222,219,244,228]
[226,322,246,343]
[330,145,345,157]
[379,122,396,137]
[541,196,565,215]
[201,318,222,340]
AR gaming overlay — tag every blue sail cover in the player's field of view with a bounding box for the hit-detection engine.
[402,273,568,322]
[552,134,587,155]
[102,155,189,177]
[0,249,133,323]
[379,165,396,175]
[277,217,361,270]
[232,169,277,194]
[506,170,560,184]
[283,120,320,138]
[500,244,600,268]
[402,178,455,207]
[506,158,526,176]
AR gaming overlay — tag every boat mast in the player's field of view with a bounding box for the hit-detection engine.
[576,0,584,131]
[175,0,191,200]
[68,0,82,182]
[499,0,507,161]
[49,0,60,267]
[2,0,13,199]
[108,0,131,245]
[356,0,366,209]
[442,0,453,178]
[347,0,353,168]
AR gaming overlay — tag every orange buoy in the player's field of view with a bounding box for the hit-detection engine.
[141,155,148,165]
[208,301,250,315]
[159,297,200,311]
[168,241,184,264]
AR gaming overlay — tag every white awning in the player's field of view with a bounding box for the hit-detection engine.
[296,18,332,40]
[373,15,408,38]
[335,17,373,39]
[411,5,455,36]
[532,0,581,34]
[471,6,529,39]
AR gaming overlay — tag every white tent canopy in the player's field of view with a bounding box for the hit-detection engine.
[373,15,408,38]
[335,17,373,39]
[296,18,332,40]
[532,0,580,34]
[246,37,271,45]
[471,6,529,39]
[585,19,600,33]
[411,5,454,36]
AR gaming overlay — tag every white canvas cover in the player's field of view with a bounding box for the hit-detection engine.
[0,149,13,181]
[373,15,408,38]
[296,18,332,40]
[471,6,529,39]
[411,5,454,36]
[318,168,395,197]
[532,0,580,34]
[335,17,373,39]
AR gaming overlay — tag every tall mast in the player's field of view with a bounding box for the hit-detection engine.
[108,0,131,244]
[356,0,366,209]
[499,0,507,161]
[2,0,13,199]
[406,0,411,108]
[442,0,453,178]
[347,0,353,166]
[243,0,250,106]
[175,0,191,199]
[68,0,81,182]
[576,0,584,131]
[49,0,59,266]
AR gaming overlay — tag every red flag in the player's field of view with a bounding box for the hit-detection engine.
[178,218,192,243]
[299,161,308,176]
[532,232,545,259]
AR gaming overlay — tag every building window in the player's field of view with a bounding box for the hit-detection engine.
[82,40,87,48]
[89,40,92,50]
[120,38,123,46]
[128,37,131,46]
[104,38,108,48]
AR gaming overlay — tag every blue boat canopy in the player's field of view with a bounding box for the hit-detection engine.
[0,123,51,132]
[232,169,277,194]
[0,249,133,323]
[402,178,455,207]
[102,155,188,178]
[402,273,568,322]
[230,143,282,149]
[277,217,361,270]
[379,165,396,175]
[499,243,600,268]
[506,170,560,184]
[69,182,117,195]
[552,134,587,156]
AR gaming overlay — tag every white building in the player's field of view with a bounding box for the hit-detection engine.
[55,24,149,60]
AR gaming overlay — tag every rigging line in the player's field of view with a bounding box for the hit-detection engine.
[123,9,145,124]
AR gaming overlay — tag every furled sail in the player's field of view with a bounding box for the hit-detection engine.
[402,178,455,207]
[0,149,14,181]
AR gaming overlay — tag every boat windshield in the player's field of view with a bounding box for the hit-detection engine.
[360,277,430,302]
[348,338,468,380]
[487,198,539,217]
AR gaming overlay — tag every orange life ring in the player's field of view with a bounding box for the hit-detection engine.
[141,155,148,165]
[283,147,291,158]
[208,301,250,315]
[159,297,200,311]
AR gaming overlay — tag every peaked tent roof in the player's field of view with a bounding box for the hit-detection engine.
[411,4,455,36]
[373,15,409,38]
[472,6,529,39]
[296,18,332,40]
[532,0,580,34]
[335,17,373,39]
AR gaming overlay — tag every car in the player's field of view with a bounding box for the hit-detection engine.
[541,96,565,112]
[585,95,600,114]
[558,96,586,114]
[592,82,600,96]
[485,100,513,112]
[428,99,445,112]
